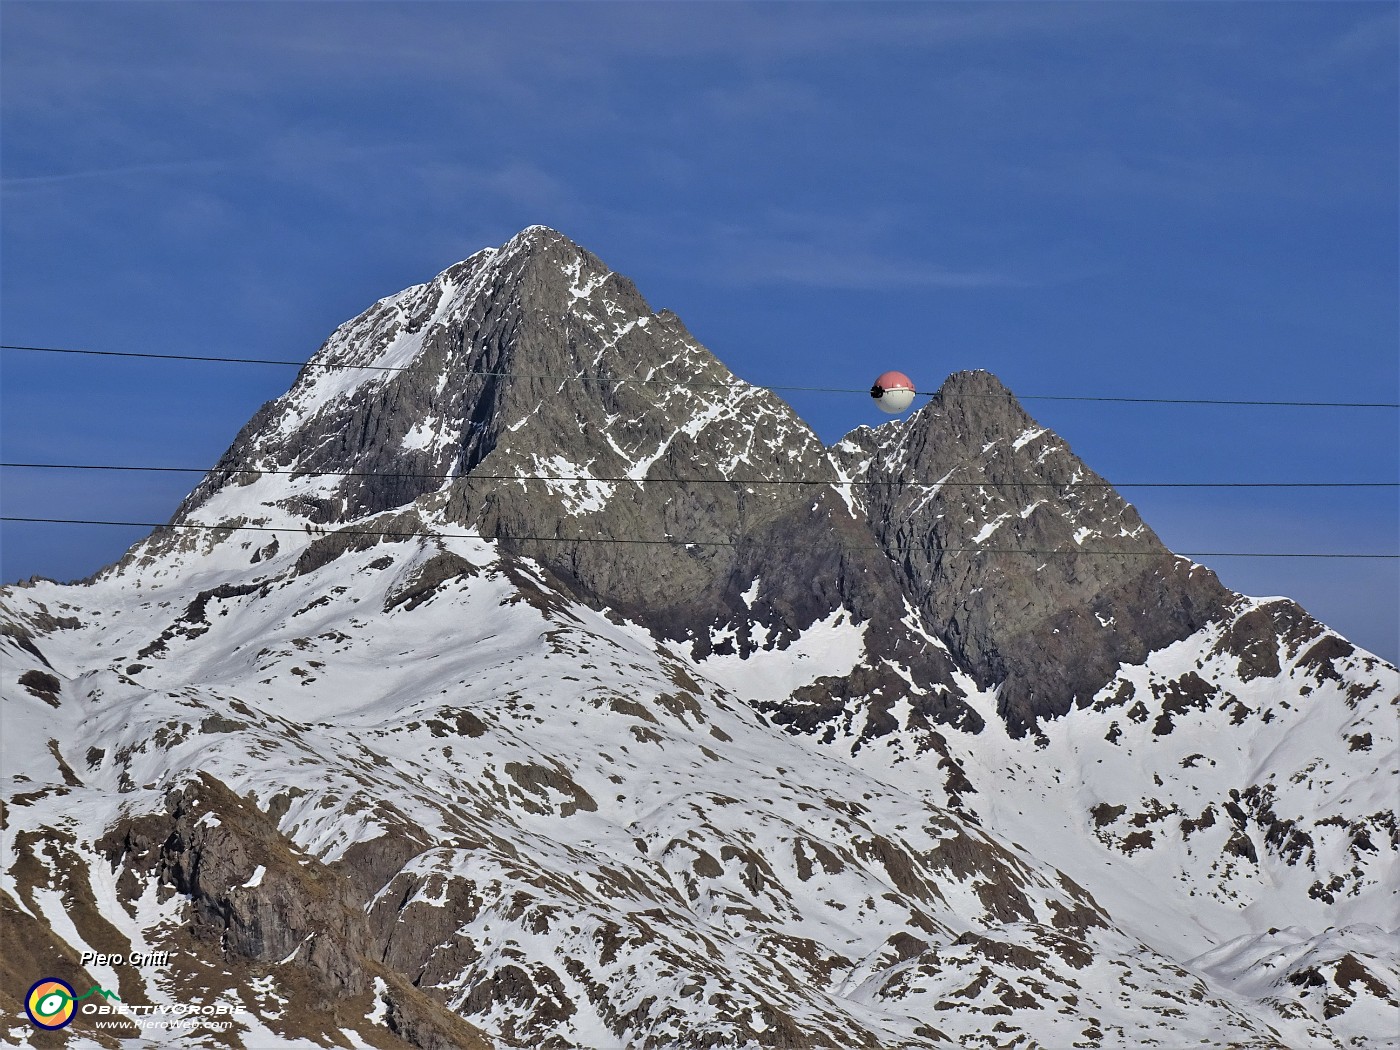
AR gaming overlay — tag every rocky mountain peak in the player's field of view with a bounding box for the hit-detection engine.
[835,367,1232,736]
[126,230,1228,738]
[137,228,657,542]
[111,226,1329,745]
[120,227,888,665]
[931,366,1018,400]
[5,227,1396,1050]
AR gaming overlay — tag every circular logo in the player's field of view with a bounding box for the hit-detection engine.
[26,978,76,1029]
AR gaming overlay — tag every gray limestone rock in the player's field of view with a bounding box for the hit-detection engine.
[833,370,1232,736]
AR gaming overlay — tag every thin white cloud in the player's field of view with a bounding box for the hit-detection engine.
[689,211,1033,291]
[0,159,228,191]
[701,79,825,121]
[0,2,1143,117]
[1009,144,1391,207]
[418,160,573,214]
[698,223,1029,290]
[1307,7,1400,76]
[725,247,1029,290]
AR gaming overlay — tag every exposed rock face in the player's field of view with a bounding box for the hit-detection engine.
[157,225,971,719]
[92,776,496,1049]
[4,226,1396,1050]
[834,370,1232,735]
[178,230,867,633]
[98,774,372,995]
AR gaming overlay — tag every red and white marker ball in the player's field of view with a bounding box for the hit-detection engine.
[870,371,916,414]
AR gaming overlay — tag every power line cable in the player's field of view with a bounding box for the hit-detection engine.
[1,462,1394,490]
[2,344,313,368]
[3,344,1396,409]
[3,516,1394,559]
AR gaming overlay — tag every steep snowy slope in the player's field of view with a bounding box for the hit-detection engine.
[816,592,1398,1043]
[3,226,1396,1048]
[4,532,1361,1049]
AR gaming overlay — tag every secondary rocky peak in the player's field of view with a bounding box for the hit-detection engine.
[837,370,1033,467]
[933,366,1015,398]
[836,368,1232,736]
[925,368,1030,433]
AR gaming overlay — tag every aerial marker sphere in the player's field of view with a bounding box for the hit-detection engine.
[870,371,916,414]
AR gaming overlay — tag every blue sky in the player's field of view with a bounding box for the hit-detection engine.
[2,1,1396,660]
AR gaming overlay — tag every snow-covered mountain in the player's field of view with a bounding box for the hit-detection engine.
[4,226,1396,1049]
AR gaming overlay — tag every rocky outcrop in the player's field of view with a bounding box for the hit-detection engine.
[97,774,493,1050]
[147,225,973,720]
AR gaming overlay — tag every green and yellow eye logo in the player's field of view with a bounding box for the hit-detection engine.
[24,978,120,1029]
[25,978,77,1029]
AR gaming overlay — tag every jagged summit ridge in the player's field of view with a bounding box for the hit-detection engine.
[111,226,1368,737]
[120,226,1342,736]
